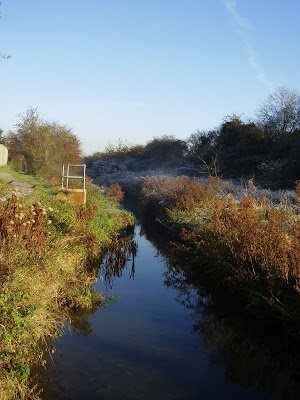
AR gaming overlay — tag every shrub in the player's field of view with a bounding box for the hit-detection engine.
[7,107,82,182]
[0,196,52,276]
[0,168,135,398]
[140,175,300,316]
[106,183,124,203]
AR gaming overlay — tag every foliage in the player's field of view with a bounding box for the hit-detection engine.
[0,196,51,276]
[144,135,187,168]
[257,160,289,188]
[217,118,270,177]
[85,136,196,197]
[7,107,82,182]
[0,128,7,145]
[187,130,219,176]
[142,175,212,211]
[86,86,300,189]
[0,166,134,398]
[140,175,300,321]
[106,183,124,203]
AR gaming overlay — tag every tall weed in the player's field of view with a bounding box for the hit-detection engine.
[0,168,134,399]
[141,176,300,314]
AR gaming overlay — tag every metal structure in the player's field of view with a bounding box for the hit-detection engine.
[61,163,86,205]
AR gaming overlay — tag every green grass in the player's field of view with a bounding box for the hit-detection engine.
[0,165,135,399]
[0,178,10,196]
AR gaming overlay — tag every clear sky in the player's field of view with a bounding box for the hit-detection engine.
[0,0,299,155]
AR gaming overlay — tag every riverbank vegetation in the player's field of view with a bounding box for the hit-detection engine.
[82,86,300,333]
[161,251,300,400]
[140,175,300,330]
[0,166,134,399]
[1,86,300,396]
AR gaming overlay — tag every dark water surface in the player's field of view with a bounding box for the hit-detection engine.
[44,222,299,400]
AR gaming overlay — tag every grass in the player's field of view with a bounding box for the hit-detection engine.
[0,178,10,197]
[0,166,134,399]
[141,175,300,325]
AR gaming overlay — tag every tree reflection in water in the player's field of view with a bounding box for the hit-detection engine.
[67,237,138,337]
[162,245,300,400]
[100,237,138,289]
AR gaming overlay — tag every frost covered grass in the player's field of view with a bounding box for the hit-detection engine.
[0,167,134,399]
[140,175,300,323]
[203,176,297,205]
[88,154,297,207]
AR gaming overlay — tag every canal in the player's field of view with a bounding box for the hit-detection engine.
[43,218,299,399]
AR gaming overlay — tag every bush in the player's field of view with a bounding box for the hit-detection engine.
[0,169,135,398]
[106,183,124,203]
[140,175,300,317]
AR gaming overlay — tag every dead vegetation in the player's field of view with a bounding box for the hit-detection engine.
[141,175,300,321]
[0,170,134,399]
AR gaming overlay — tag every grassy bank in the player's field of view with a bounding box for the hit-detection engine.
[140,175,300,329]
[0,167,134,399]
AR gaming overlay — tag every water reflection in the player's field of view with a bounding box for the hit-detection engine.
[160,242,300,400]
[100,237,138,289]
[44,218,300,400]
[70,311,94,336]
[63,237,139,338]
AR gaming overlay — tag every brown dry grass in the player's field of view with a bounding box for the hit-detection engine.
[0,176,134,399]
[106,183,124,203]
[141,175,300,308]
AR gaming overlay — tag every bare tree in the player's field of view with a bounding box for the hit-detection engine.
[257,87,300,136]
[198,151,220,177]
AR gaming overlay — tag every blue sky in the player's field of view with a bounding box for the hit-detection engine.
[0,0,299,155]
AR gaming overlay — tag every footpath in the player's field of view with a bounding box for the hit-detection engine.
[0,172,34,199]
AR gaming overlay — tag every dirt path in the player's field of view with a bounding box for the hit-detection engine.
[0,172,35,199]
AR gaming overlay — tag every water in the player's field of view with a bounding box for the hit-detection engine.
[43,222,299,400]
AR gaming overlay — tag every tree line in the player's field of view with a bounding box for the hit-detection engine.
[1,86,299,188]
[87,86,300,189]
